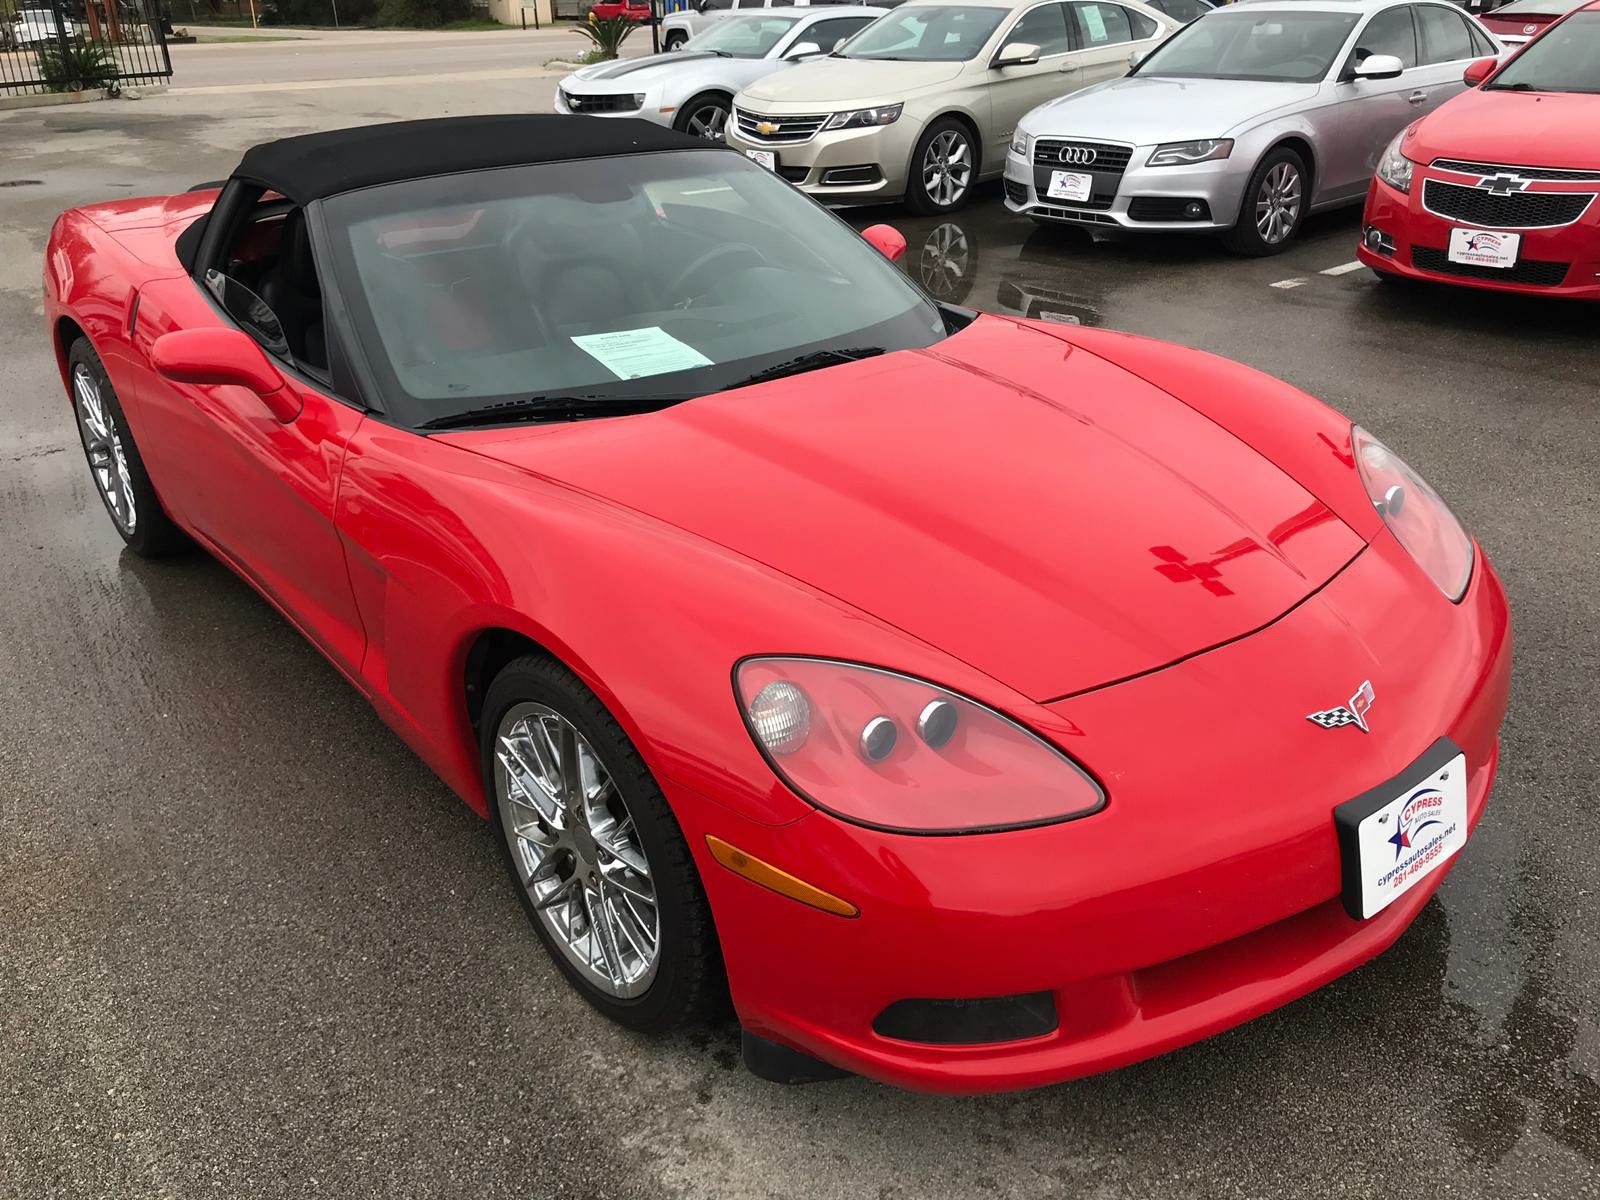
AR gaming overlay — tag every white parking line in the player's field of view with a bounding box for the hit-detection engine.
[1270,278,1309,289]
[1321,261,1366,276]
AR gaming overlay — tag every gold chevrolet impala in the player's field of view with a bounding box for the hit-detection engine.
[724,0,1179,212]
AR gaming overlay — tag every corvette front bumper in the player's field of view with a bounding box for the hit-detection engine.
[674,532,1512,1093]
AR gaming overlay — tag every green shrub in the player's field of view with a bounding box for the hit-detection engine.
[36,39,117,93]
[571,12,636,60]
[373,0,473,25]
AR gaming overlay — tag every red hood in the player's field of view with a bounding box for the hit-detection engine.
[440,318,1362,701]
[1409,86,1600,170]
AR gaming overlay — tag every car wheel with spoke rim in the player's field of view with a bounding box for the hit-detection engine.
[68,337,187,556]
[482,654,722,1031]
[664,30,687,49]
[1224,146,1308,256]
[907,118,976,215]
[674,91,730,142]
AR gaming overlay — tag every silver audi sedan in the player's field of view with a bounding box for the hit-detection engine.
[1005,0,1503,253]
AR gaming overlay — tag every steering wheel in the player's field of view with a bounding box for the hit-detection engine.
[668,243,766,305]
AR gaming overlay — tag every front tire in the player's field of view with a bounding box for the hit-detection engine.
[906,117,977,215]
[482,654,721,1033]
[1223,146,1308,256]
[68,338,187,557]
[663,30,687,50]
[673,91,731,141]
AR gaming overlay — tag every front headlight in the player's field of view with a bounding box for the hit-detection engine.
[735,657,1105,833]
[822,103,902,131]
[1010,129,1031,158]
[1146,139,1233,167]
[1376,128,1416,193]
[1354,427,1474,602]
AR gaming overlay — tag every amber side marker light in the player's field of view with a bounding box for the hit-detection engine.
[705,836,860,918]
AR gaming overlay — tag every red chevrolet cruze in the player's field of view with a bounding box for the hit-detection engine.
[1358,1,1600,298]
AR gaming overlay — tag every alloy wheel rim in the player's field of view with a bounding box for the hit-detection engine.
[1255,162,1303,244]
[73,364,137,535]
[922,130,972,209]
[686,103,727,141]
[494,702,660,999]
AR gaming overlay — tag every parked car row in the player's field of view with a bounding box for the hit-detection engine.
[561,0,1597,294]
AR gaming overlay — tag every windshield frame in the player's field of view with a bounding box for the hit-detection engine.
[1484,10,1600,93]
[834,4,1010,62]
[313,149,950,432]
[1129,7,1363,83]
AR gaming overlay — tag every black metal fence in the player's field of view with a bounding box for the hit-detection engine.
[0,0,172,95]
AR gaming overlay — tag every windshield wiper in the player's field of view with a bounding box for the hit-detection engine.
[726,346,887,389]
[420,392,691,431]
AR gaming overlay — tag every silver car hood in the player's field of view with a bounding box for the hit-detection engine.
[568,52,732,85]
[1020,75,1323,143]
[740,57,965,108]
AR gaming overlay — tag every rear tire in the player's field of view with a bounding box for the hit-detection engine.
[481,654,722,1033]
[67,338,187,557]
[1223,146,1309,257]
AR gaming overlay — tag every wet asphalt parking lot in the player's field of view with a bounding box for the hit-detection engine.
[1,84,1598,1200]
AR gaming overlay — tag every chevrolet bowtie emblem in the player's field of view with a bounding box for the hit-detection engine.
[1478,173,1531,196]
[756,121,780,135]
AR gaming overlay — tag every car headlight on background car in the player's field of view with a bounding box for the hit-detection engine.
[1146,139,1233,167]
[1354,427,1474,602]
[822,103,903,131]
[1377,127,1416,193]
[1010,129,1031,158]
[735,657,1105,833]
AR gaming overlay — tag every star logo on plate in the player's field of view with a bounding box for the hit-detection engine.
[1307,680,1376,733]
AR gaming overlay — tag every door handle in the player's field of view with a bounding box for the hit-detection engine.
[1060,61,1079,72]
[1407,89,1427,104]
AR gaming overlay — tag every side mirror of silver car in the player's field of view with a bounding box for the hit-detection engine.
[993,41,1041,68]
[1128,47,1149,69]
[785,40,822,58]
[1352,53,1405,81]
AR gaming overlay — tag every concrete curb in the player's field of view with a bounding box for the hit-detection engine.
[0,89,109,113]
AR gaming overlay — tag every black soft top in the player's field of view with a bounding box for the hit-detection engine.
[233,114,708,205]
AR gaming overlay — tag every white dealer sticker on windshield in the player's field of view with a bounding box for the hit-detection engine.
[571,327,713,380]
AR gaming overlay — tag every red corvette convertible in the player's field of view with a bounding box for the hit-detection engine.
[1359,2,1600,298]
[44,116,1511,1093]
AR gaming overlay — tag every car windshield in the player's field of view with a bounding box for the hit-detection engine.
[691,13,802,55]
[1134,8,1360,81]
[836,5,1008,61]
[1487,11,1600,91]
[1491,0,1588,16]
[320,150,946,427]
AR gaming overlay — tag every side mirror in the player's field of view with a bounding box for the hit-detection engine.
[1463,56,1496,86]
[861,223,907,262]
[992,41,1040,68]
[694,0,709,11]
[785,40,822,58]
[1352,53,1404,81]
[151,328,301,423]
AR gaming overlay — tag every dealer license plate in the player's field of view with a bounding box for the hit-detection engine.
[1448,227,1521,269]
[745,149,777,171]
[1334,743,1468,920]
[1046,170,1094,203]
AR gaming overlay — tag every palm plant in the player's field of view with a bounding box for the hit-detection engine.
[36,39,118,93]
[571,11,636,61]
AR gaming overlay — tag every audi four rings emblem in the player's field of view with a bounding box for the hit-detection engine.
[1058,146,1098,166]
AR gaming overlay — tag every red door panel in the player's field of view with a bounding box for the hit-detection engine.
[129,276,368,678]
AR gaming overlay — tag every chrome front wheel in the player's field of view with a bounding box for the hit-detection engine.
[682,99,728,141]
[494,702,660,999]
[919,127,973,211]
